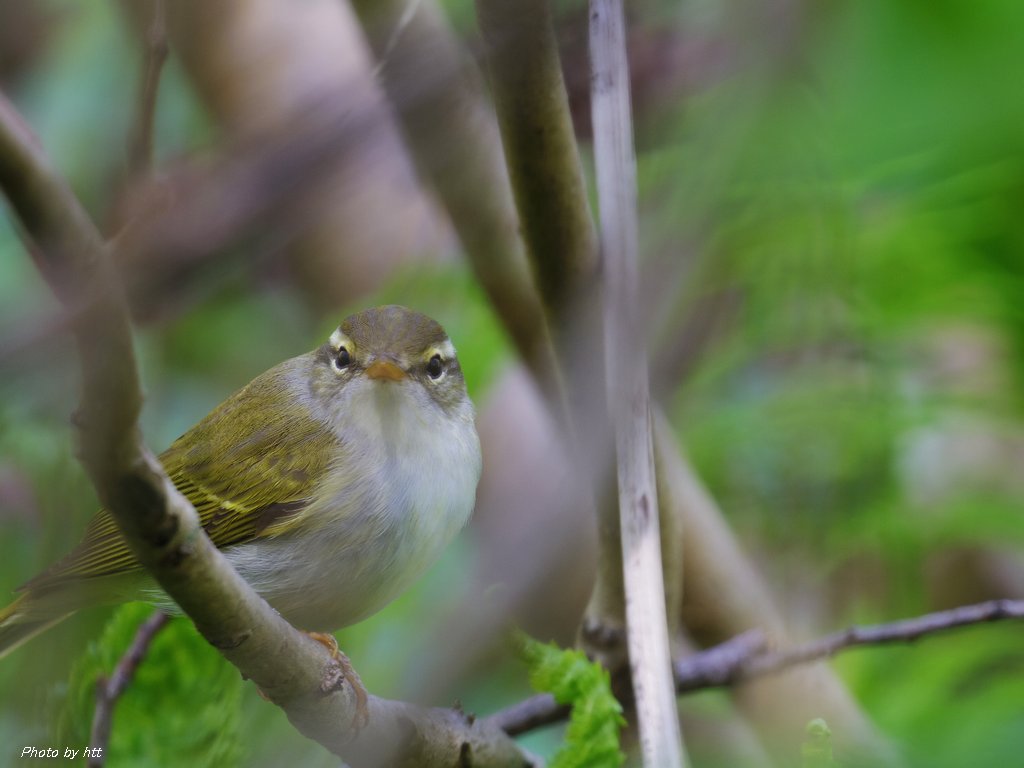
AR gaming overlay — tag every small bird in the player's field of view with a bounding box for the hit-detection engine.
[0,305,482,663]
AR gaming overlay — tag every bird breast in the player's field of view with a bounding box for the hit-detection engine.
[224,379,481,631]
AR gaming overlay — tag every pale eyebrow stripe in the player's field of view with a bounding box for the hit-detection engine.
[428,340,456,359]
[329,330,353,350]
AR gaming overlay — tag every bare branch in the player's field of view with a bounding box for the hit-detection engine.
[489,600,1024,737]
[716,599,1024,686]
[158,0,443,310]
[4,99,373,334]
[127,0,167,179]
[0,92,531,768]
[487,693,568,739]
[473,0,605,463]
[669,631,770,693]
[590,1,685,764]
[88,611,170,768]
[473,0,628,682]
[351,0,561,403]
[476,0,599,325]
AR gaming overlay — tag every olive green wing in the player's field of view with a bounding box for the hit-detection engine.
[24,365,342,591]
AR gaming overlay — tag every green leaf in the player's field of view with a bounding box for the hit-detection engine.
[802,718,834,768]
[58,603,243,768]
[517,633,625,768]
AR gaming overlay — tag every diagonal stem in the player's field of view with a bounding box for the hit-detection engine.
[88,611,170,768]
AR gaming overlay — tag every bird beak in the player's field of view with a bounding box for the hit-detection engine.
[365,359,406,382]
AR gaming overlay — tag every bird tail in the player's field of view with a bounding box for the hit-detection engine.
[0,594,71,660]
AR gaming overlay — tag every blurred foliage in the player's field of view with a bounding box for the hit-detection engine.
[0,0,1023,766]
[518,634,625,768]
[57,604,242,768]
[801,719,834,768]
[837,623,1024,768]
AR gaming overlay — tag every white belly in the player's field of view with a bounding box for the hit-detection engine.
[224,381,481,631]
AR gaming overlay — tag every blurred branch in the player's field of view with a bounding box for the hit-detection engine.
[354,13,665,753]
[590,1,684,764]
[351,0,561,402]
[1,101,370,341]
[489,599,1024,736]
[156,0,443,310]
[127,0,167,179]
[89,611,170,768]
[0,92,532,768]
[650,287,743,401]
[473,0,608,489]
[474,0,631,680]
[680,599,1024,686]
[110,94,421,323]
[349,7,884,764]
[476,0,599,330]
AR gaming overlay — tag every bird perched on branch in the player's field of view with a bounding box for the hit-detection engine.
[0,305,482,690]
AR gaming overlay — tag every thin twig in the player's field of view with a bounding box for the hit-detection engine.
[730,599,1024,684]
[488,599,1024,736]
[88,611,170,768]
[368,0,424,80]
[487,693,569,738]
[590,0,685,765]
[672,630,767,691]
[128,0,168,179]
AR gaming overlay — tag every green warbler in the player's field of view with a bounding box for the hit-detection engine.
[0,305,482,657]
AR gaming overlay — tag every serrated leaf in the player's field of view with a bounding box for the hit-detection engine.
[517,633,625,768]
[57,603,243,768]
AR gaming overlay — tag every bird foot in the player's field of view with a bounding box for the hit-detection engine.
[306,631,369,731]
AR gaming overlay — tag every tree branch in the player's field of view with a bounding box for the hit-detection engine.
[475,0,599,325]
[489,599,1024,736]
[710,599,1024,686]
[89,611,170,768]
[350,0,561,406]
[127,0,167,179]
[156,0,442,311]
[347,8,887,763]
[590,1,684,764]
[474,0,631,681]
[473,0,604,452]
[0,91,531,768]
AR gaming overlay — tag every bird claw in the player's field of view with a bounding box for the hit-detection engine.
[306,631,369,731]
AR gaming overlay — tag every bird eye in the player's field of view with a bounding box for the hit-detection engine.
[426,354,444,380]
[335,347,351,369]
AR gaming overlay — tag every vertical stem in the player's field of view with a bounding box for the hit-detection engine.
[590,1,686,766]
[127,0,168,179]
